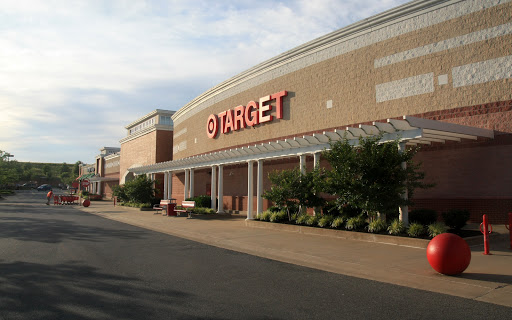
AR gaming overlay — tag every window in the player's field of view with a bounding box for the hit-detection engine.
[129,118,156,135]
[160,116,171,125]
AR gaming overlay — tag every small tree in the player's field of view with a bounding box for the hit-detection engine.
[323,136,432,220]
[263,168,300,220]
[296,166,326,212]
[113,175,156,205]
[263,167,325,221]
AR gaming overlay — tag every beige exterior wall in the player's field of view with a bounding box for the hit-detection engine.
[172,0,512,160]
[104,156,120,175]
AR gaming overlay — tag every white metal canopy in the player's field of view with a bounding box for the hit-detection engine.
[128,115,494,175]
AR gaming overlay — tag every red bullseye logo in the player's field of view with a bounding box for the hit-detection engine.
[206,114,218,139]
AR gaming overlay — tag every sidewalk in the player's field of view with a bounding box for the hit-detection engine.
[77,201,512,308]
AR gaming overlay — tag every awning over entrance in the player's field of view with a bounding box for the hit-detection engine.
[129,115,494,175]
[76,173,95,181]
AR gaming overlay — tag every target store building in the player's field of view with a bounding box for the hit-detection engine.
[128,0,512,224]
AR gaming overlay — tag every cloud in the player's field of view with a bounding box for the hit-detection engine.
[0,0,409,163]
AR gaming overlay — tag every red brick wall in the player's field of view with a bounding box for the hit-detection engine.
[410,100,512,224]
[411,199,511,225]
[103,181,118,199]
[120,129,173,197]
[155,130,173,163]
[411,100,512,132]
[120,131,158,182]
[172,173,185,204]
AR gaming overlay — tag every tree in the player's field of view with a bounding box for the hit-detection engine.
[42,164,51,177]
[263,167,325,220]
[323,136,432,220]
[263,169,300,220]
[61,162,70,173]
[0,150,19,187]
[61,172,72,185]
[73,161,82,178]
[113,175,156,205]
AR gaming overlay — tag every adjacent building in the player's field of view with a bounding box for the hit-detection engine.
[89,147,121,199]
[119,109,175,197]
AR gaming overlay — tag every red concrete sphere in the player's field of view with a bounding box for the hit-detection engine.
[82,199,91,207]
[427,233,471,275]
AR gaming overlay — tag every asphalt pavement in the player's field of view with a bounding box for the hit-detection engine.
[0,191,511,319]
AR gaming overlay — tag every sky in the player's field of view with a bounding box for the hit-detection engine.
[0,0,410,164]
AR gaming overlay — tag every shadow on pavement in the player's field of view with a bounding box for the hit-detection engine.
[0,216,147,244]
[0,260,199,320]
[459,273,512,285]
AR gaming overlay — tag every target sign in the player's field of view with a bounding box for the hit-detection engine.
[205,90,287,139]
[206,114,218,139]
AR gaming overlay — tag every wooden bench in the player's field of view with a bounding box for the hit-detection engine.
[153,200,171,215]
[175,200,196,218]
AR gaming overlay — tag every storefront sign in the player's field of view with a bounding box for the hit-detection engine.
[207,90,288,139]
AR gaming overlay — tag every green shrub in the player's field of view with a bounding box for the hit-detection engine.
[113,175,156,204]
[442,209,470,230]
[290,213,298,222]
[259,210,272,221]
[120,201,152,208]
[269,211,279,222]
[427,222,448,238]
[409,209,438,225]
[268,206,282,213]
[186,195,211,208]
[322,201,340,216]
[270,210,288,223]
[305,215,318,226]
[286,203,300,216]
[192,207,215,214]
[345,215,366,231]
[367,219,388,233]
[279,210,290,221]
[296,214,309,225]
[318,215,334,228]
[407,222,425,237]
[340,204,362,218]
[331,216,345,229]
[387,219,406,235]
